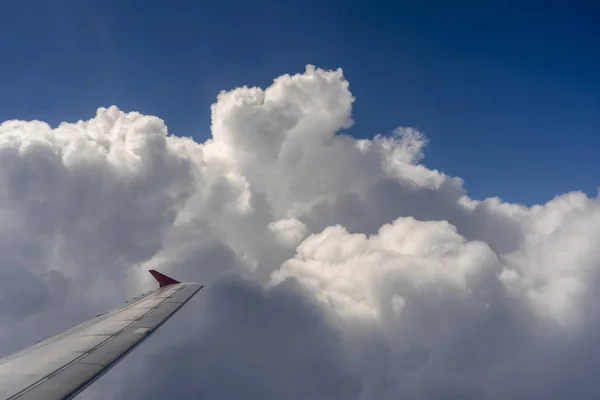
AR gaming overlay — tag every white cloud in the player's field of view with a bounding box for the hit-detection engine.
[1,65,599,399]
[268,218,308,247]
[271,217,500,321]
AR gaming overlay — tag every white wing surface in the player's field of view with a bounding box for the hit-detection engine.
[0,270,202,400]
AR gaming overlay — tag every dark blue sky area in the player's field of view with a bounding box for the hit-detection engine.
[1,0,598,204]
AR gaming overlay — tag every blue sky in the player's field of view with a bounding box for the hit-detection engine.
[1,0,598,205]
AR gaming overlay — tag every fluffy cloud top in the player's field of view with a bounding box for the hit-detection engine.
[1,65,599,399]
[268,218,308,247]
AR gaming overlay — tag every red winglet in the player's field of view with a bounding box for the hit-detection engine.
[149,269,180,288]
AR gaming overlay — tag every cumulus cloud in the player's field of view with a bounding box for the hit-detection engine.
[271,217,501,321]
[268,218,308,247]
[1,65,599,399]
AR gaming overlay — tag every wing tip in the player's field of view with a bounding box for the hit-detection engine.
[149,269,180,288]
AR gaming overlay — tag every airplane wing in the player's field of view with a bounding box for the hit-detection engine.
[0,270,202,400]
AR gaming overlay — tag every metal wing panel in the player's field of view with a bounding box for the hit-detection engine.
[0,279,202,400]
[13,364,104,400]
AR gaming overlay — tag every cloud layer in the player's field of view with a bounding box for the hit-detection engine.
[1,65,599,399]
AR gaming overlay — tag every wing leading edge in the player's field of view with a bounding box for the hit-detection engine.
[0,270,202,400]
